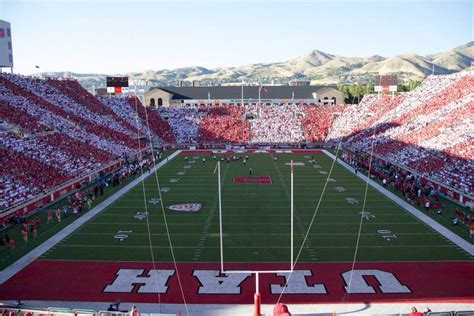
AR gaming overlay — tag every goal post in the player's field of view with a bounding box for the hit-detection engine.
[216,159,296,315]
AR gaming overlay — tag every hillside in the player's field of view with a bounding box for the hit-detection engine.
[38,42,473,90]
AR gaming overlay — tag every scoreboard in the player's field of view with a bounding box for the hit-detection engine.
[106,76,129,94]
[374,74,398,92]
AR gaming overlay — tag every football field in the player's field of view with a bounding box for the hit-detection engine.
[40,150,471,263]
[1,150,473,306]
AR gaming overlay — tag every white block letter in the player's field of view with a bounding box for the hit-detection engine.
[193,270,251,294]
[104,269,175,293]
[271,270,327,294]
[342,269,410,294]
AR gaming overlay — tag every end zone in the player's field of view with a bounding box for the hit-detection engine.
[0,260,473,304]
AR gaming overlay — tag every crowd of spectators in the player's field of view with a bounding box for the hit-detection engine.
[127,96,175,143]
[0,71,472,210]
[248,104,305,144]
[301,104,344,143]
[1,74,141,149]
[198,105,249,143]
[47,78,140,135]
[0,74,151,210]
[158,105,201,143]
[342,72,474,194]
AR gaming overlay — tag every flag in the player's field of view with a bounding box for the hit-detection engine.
[208,92,211,100]
[259,84,268,93]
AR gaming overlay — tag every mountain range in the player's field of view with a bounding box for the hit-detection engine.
[38,41,473,91]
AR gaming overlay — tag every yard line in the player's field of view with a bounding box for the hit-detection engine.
[84,221,427,225]
[117,198,394,202]
[71,232,441,236]
[56,244,459,249]
[193,163,231,261]
[323,150,474,256]
[97,212,411,217]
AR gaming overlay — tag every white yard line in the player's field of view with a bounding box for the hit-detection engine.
[82,221,426,225]
[54,244,457,249]
[0,150,181,284]
[323,150,474,256]
[71,232,440,236]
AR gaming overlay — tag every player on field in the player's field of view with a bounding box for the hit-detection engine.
[8,238,15,253]
[202,157,206,163]
[21,225,28,245]
[34,216,40,229]
[47,210,53,224]
[56,208,61,223]
[30,223,37,239]
[249,168,253,175]
[470,223,474,238]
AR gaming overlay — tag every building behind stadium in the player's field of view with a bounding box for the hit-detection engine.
[144,80,343,107]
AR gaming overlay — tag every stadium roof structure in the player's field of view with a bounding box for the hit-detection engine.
[149,85,338,100]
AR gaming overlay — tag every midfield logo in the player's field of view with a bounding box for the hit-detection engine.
[168,203,202,212]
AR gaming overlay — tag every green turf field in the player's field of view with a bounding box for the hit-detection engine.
[40,152,472,263]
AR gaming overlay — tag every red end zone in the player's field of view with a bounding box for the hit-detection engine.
[0,260,473,304]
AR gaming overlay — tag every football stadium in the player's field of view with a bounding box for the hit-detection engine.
[0,1,473,315]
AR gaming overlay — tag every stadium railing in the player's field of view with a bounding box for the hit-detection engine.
[0,306,178,316]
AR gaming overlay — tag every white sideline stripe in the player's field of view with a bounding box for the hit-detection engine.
[322,150,474,256]
[0,150,181,284]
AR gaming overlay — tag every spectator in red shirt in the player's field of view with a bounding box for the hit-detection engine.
[409,307,423,316]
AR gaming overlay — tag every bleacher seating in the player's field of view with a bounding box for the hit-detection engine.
[198,105,249,143]
[0,71,472,209]
[248,104,305,144]
[127,96,175,143]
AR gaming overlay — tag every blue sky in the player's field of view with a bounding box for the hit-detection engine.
[1,0,472,74]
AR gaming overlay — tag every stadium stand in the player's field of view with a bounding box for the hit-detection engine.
[198,104,250,143]
[341,72,474,194]
[0,71,472,210]
[248,104,305,144]
[158,105,200,143]
[126,95,175,143]
[301,104,344,143]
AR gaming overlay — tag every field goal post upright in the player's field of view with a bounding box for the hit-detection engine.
[216,159,295,316]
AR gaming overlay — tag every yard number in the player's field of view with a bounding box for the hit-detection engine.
[377,229,397,241]
[114,230,132,241]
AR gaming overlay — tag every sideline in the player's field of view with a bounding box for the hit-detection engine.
[322,150,474,256]
[0,150,181,284]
